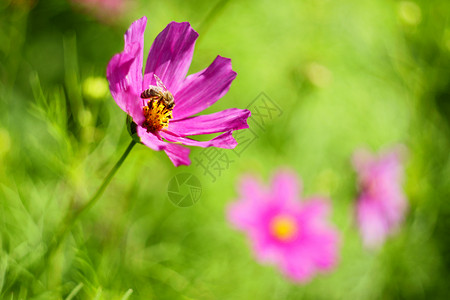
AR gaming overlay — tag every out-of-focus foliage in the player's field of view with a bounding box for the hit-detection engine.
[0,0,449,299]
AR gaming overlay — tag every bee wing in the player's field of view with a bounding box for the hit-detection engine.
[153,74,168,92]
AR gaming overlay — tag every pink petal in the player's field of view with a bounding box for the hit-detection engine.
[352,146,408,249]
[136,126,165,151]
[304,229,340,270]
[161,131,237,149]
[172,56,237,119]
[227,200,260,231]
[252,237,282,264]
[123,16,146,94]
[136,127,191,166]
[106,17,146,121]
[299,198,331,222]
[238,175,268,204]
[271,169,301,204]
[356,197,389,249]
[107,54,145,124]
[168,108,250,136]
[143,22,198,92]
[163,143,191,167]
[280,250,315,283]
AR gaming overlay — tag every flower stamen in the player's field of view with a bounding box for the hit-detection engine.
[142,99,173,133]
[270,215,298,241]
[141,76,175,133]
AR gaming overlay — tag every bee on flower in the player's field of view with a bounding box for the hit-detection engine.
[107,17,251,166]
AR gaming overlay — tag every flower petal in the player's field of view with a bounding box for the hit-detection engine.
[252,238,282,264]
[172,55,237,119]
[357,197,389,249]
[227,200,260,231]
[143,22,198,92]
[136,127,191,166]
[238,175,269,204]
[163,143,191,167]
[123,16,146,94]
[271,169,301,204]
[280,250,315,283]
[300,198,331,221]
[168,108,251,136]
[107,17,146,119]
[308,230,340,270]
[136,126,165,151]
[161,131,237,149]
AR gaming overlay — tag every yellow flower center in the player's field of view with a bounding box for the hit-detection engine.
[142,99,173,133]
[141,75,175,133]
[269,215,298,241]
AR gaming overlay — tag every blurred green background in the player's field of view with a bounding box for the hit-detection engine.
[1,0,450,299]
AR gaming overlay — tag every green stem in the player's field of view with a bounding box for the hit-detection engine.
[75,139,136,220]
[49,140,137,253]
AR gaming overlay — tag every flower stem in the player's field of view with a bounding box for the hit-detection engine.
[49,140,137,253]
[75,139,136,220]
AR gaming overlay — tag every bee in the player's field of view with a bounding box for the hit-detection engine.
[141,75,175,109]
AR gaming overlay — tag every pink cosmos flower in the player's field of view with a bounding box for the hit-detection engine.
[107,17,250,166]
[352,146,408,249]
[71,0,128,21]
[227,169,340,283]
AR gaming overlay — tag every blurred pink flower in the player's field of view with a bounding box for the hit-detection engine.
[107,17,250,166]
[227,169,340,283]
[71,0,128,21]
[352,146,408,249]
